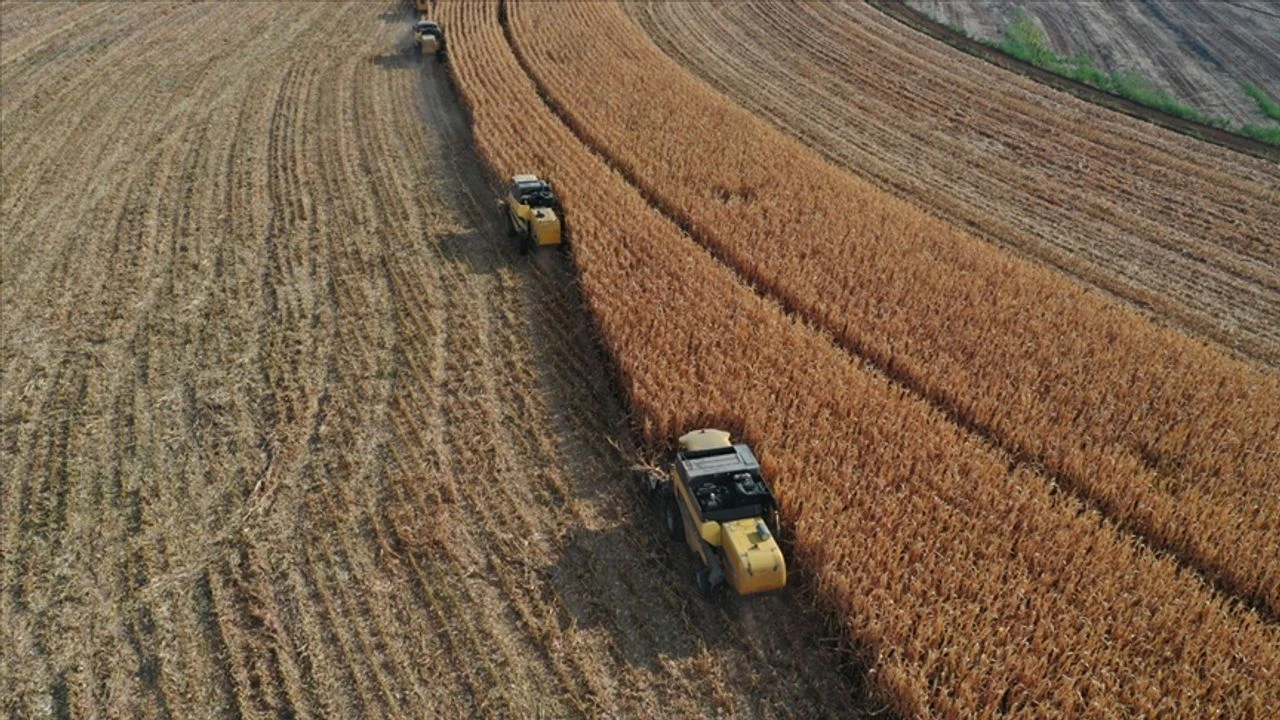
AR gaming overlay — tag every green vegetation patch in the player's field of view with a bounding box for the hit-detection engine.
[1240,123,1280,144]
[1242,83,1280,122]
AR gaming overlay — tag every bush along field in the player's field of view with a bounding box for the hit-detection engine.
[992,9,1280,146]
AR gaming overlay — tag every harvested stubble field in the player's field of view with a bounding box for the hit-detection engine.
[4,1,1280,719]
[1,2,870,718]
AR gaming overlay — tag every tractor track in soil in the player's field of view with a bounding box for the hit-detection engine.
[2,2,872,718]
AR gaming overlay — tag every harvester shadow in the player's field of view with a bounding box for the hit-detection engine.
[370,48,419,71]
[543,509,879,709]
[540,512,760,670]
[436,230,490,269]
[435,224,540,275]
[412,59,533,274]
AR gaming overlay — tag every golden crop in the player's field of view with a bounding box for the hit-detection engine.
[440,1,1280,717]
[508,0,1280,618]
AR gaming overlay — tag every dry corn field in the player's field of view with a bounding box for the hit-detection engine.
[516,0,1280,618]
[628,1,1280,367]
[3,1,1278,719]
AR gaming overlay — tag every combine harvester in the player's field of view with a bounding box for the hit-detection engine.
[413,18,446,60]
[501,174,566,254]
[649,429,786,596]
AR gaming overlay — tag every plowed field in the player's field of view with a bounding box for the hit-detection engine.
[627,0,1280,367]
[1,3,872,718]
[911,0,1280,128]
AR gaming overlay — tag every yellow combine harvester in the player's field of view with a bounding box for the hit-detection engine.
[650,429,786,596]
[501,174,565,254]
[413,18,445,59]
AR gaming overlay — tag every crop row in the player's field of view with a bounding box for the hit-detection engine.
[623,0,1280,367]
[505,0,1280,617]
[438,1,1279,717]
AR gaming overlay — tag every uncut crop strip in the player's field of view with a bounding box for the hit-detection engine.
[626,1,1280,367]
[505,0,1280,618]
[442,1,1280,717]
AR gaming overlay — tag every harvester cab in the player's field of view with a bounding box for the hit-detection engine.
[654,429,786,597]
[502,174,565,254]
[414,19,446,59]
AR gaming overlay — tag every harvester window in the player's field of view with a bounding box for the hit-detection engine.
[515,183,557,210]
[695,484,725,511]
[732,472,767,497]
[690,473,759,516]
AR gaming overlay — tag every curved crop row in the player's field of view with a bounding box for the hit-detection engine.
[627,1,1280,366]
[440,1,1279,717]
[504,0,1280,617]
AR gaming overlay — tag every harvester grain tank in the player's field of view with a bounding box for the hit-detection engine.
[414,18,446,59]
[650,429,786,596]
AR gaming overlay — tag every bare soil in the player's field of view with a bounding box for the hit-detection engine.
[1,2,873,718]
[626,0,1280,367]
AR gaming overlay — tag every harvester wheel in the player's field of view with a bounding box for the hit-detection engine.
[695,568,714,597]
[642,471,663,496]
[664,495,684,541]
